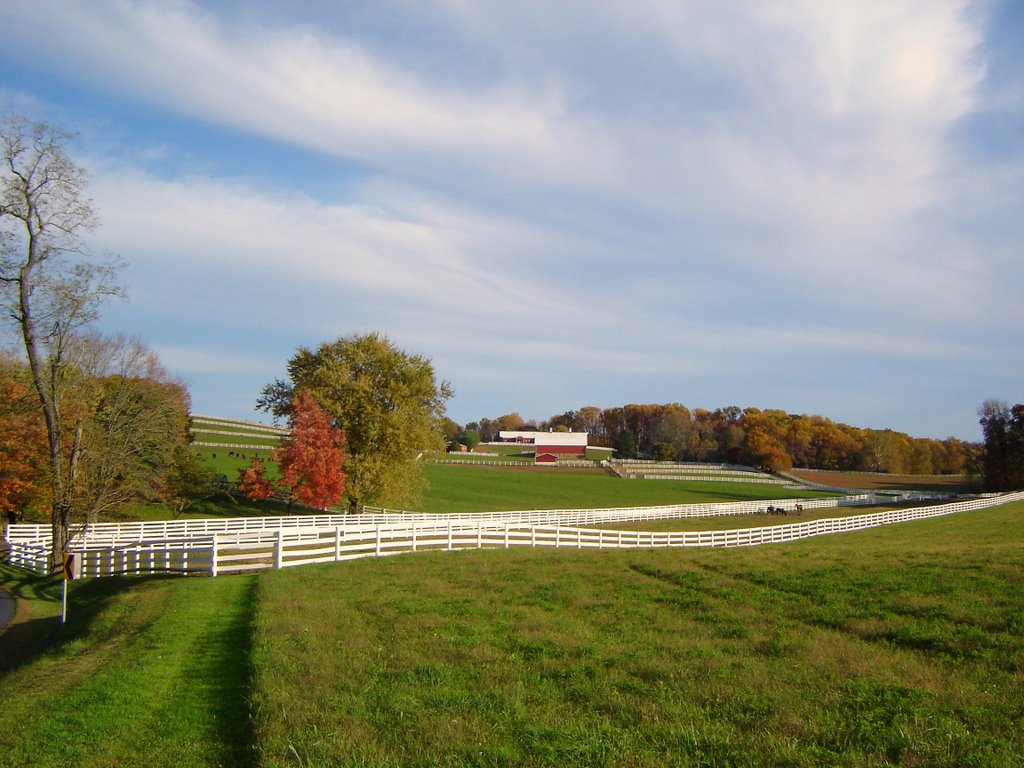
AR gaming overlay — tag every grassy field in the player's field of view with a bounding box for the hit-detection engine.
[192,444,278,481]
[2,501,1022,767]
[190,415,285,481]
[411,464,832,514]
[250,502,1024,767]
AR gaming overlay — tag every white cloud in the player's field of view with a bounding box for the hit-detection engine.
[1,0,1016,439]
[86,163,597,328]
[0,0,613,189]
[153,344,279,376]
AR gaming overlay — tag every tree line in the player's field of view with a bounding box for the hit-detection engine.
[453,404,974,476]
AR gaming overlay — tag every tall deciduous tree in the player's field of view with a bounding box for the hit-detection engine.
[276,389,346,510]
[0,353,48,523]
[259,332,451,511]
[978,400,1024,491]
[1,114,123,566]
[72,335,192,523]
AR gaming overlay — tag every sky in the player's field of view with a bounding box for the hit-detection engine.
[0,0,1021,441]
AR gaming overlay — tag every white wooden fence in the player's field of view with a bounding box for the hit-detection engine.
[5,492,1022,578]
[4,494,880,550]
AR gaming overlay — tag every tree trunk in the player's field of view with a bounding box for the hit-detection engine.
[18,243,68,571]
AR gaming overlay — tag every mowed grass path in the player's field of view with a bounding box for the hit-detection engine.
[2,503,1022,767]
[0,571,258,768]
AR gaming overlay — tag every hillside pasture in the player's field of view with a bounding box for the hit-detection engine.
[190,415,285,480]
[412,464,835,514]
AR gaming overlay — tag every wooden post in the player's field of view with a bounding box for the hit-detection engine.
[375,525,381,557]
[447,521,453,551]
[275,528,284,569]
[334,526,342,561]
[210,535,219,577]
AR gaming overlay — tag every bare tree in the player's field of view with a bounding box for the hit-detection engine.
[1,114,123,568]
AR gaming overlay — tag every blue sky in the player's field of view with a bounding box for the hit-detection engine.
[1,1,1021,440]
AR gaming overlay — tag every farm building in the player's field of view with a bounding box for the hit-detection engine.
[498,430,589,463]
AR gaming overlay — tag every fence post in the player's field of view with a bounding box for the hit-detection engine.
[477,522,482,549]
[504,524,510,549]
[375,525,382,557]
[210,535,219,577]
[335,526,342,561]
[447,521,453,551]
[412,522,417,553]
[275,529,284,569]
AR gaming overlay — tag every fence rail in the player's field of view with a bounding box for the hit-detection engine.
[4,494,882,547]
[5,492,1022,578]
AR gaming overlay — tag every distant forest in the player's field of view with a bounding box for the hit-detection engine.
[449,404,974,475]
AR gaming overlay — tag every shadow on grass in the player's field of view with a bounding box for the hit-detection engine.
[0,567,137,674]
[1,566,262,766]
[185,574,260,768]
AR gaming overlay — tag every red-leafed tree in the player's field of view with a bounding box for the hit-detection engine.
[275,389,346,509]
[237,456,275,501]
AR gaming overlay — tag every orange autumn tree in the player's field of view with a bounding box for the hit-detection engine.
[237,456,275,501]
[276,389,346,509]
[0,356,49,523]
[237,389,346,510]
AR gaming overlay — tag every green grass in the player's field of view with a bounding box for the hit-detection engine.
[193,444,278,480]
[118,494,297,522]
[0,568,258,768]
[411,464,831,513]
[3,502,1022,766]
[192,430,283,447]
[249,501,1024,767]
